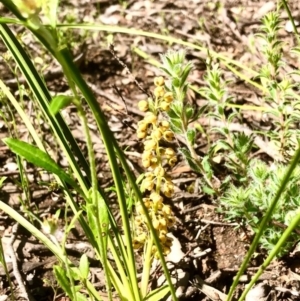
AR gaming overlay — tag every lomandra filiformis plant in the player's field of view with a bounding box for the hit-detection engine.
[135,76,176,257]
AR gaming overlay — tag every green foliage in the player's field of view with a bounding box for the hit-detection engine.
[220,160,300,256]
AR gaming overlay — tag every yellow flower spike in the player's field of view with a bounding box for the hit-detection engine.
[144,112,157,124]
[154,76,165,86]
[163,130,175,142]
[138,100,149,112]
[154,86,165,98]
[160,101,170,111]
[164,92,174,103]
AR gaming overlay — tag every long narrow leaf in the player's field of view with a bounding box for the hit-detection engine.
[3,138,78,188]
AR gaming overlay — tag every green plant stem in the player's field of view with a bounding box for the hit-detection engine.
[79,108,112,300]
[141,237,154,298]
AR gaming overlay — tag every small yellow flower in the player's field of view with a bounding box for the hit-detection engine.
[143,198,151,208]
[163,131,174,142]
[154,166,165,177]
[160,120,170,131]
[164,92,174,103]
[162,181,174,198]
[151,128,162,140]
[168,156,178,167]
[165,237,173,247]
[141,177,154,191]
[144,112,157,124]
[154,86,165,98]
[158,217,167,227]
[132,239,143,249]
[165,147,176,157]
[160,101,170,111]
[136,233,147,243]
[142,157,151,168]
[167,216,176,227]
[154,76,164,86]
[138,100,149,112]
[137,130,147,139]
[13,0,42,18]
[163,247,171,255]
[137,121,148,131]
[162,205,172,215]
[144,139,157,151]
[153,219,160,229]
[135,204,144,215]
[150,192,163,203]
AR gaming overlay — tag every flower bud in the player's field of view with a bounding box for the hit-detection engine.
[163,131,174,142]
[154,86,165,98]
[151,128,162,140]
[154,166,165,177]
[138,100,149,112]
[154,76,164,86]
[144,112,157,124]
[150,192,163,203]
[137,130,147,139]
[144,139,156,151]
[165,147,176,157]
[160,101,170,111]
[163,92,174,103]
